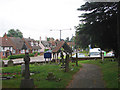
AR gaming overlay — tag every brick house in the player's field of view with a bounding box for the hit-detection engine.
[23,37,41,53]
[0,33,41,58]
[0,33,14,58]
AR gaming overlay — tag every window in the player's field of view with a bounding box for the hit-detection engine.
[13,50,16,54]
[21,50,25,53]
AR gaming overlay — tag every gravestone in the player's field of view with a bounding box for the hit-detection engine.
[46,72,56,80]
[8,59,14,66]
[21,63,25,77]
[20,53,34,88]
[65,53,69,72]
[2,61,4,67]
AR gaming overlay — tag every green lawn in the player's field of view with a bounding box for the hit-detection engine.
[2,62,82,88]
[79,58,119,88]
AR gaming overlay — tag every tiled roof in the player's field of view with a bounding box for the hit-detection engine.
[48,41,56,46]
[24,38,41,50]
[52,41,72,53]
[41,41,49,47]
[32,46,41,50]
[23,38,32,50]
[0,37,13,47]
[67,42,75,46]
[9,37,26,50]
[52,41,64,53]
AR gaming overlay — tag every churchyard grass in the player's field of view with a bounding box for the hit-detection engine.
[79,58,118,88]
[2,62,82,88]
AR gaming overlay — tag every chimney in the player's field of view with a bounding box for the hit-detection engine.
[39,36,41,44]
[45,36,47,41]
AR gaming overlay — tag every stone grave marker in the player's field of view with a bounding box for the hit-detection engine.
[20,53,34,88]
[8,59,14,66]
[21,63,25,77]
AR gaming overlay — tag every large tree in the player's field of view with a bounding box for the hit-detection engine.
[76,2,118,56]
[7,29,23,38]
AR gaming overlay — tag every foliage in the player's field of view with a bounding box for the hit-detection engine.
[2,63,82,88]
[8,53,34,59]
[79,58,118,88]
[47,37,54,41]
[44,49,49,52]
[7,29,23,38]
[76,2,118,56]
[65,37,69,42]
[33,51,40,55]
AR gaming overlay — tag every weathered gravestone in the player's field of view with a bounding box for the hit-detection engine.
[65,53,69,72]
[46,72,56,80]
[21,63,25,77]
[20,53,34,88]
[8,59,14,66]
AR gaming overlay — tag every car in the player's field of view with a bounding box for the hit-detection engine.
[72,53,85,58]
[106,52,114,57]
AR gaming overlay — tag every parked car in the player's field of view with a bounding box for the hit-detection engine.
[89,48,101,57]
[72,53,85,58]
[106,52,114,57]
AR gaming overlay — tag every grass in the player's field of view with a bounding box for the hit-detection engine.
[2,62,82,88]
[79,58,119,88]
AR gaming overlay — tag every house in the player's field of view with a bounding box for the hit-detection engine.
[39,36,51,52]
[0,33,13,58]
[23,37,41,53]
[0,33,42,58]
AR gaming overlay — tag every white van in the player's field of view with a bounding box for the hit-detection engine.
[89,48,101,57]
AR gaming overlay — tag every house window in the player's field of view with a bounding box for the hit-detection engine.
[26,50,29,53]
[13,50,16,54]
[21,50,25,53]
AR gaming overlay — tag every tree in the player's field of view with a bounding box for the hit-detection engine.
[7,29,23,38]
[76,2,118,57]
[65,37,69,42]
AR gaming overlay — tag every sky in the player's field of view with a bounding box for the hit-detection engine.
[0,0,85,40]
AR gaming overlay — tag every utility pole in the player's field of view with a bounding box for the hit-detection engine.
[50,28,71,41]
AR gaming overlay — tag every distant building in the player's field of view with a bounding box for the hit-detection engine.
[0,33,41,58]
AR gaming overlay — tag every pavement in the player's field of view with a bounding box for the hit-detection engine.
[67,64,105,88]
[3,55,48,65]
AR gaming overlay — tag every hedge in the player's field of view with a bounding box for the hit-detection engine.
[8,53,34,59]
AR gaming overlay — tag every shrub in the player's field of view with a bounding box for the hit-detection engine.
[44,49,49,52]
[8,53,34,59]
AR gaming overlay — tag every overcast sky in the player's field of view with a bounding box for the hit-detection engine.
[0,0,85,40]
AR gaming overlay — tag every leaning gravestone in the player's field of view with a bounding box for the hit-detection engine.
[8,59,14,66]
[20,53,34,88]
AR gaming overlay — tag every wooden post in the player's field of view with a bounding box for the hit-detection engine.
[76,53,78,66]
[65,53,69,72]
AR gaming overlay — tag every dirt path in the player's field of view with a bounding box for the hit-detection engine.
[67,64,105,88]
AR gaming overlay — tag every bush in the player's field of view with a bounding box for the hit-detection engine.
[44,49,49,52]
[8,53,34,59]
